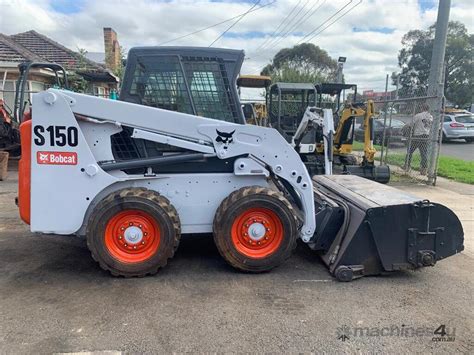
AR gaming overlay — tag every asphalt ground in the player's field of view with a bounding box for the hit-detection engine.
[0,166,472,353]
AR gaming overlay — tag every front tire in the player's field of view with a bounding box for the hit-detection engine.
[86,188,181,277]
[213,186,298,273]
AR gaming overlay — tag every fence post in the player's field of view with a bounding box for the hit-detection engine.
[427,82,445,184]
[380,74,389,164]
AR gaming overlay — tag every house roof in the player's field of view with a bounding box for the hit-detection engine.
[8,30,104,71]
[0,33,43,63]
[0,30,117,82]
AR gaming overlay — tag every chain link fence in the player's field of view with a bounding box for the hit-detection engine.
[354,80,445,185]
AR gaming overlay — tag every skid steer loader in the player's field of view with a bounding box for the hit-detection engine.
[16,47,464,281]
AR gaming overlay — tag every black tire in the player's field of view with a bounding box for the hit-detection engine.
[86,188,181,277]
[213,186,298,273]
[442,132,449,143]
[465,138,474,143]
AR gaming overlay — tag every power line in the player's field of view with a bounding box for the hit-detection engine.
[301,0,362,43]
[262,0,326,52]
[296,0,354,44]
[253,0,303,52]
[259,0,311,52]
[209,0,261,47]
[248,0,361,69]
[157,0,275,46]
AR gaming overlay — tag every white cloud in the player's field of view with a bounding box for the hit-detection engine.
[0,0,472,92]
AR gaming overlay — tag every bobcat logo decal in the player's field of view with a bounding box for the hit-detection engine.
[38,153,49,162]
[215,129,235,149]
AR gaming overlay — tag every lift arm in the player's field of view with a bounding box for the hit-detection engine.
[292,106,335,175]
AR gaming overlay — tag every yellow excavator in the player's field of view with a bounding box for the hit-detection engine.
[237,76,389,182]
[315,82,389,182]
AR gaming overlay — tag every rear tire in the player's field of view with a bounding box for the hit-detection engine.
[86,188,181,277]
[213,186,298,273]
[442,132,449,143]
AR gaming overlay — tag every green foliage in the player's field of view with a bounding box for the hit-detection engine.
[261,43,337,83]
[70,48,90,93]
[394,21,473,107]
[353,141,474,184]
[385,152,474,184]
[113,45,126,80]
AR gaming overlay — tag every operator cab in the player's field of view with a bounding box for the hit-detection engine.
[116,47,248,172]
[267,82,317,144]
[120,47,245,124]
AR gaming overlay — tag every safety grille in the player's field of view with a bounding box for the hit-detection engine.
[128,54,240,123]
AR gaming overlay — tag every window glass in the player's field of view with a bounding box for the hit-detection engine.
[127,55,240,123]
[1,80,14,112]
[455,115,474,124]
[94,86,106,97]
[182,57,238,122]
[129,55,194,115]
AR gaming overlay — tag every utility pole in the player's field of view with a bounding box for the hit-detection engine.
[427,0,450,185]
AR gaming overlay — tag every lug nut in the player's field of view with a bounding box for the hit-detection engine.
[124,243,128,247]
[129,222,133,226]
[142,241,145,245]
[144,232,148,236]
[133,246,137,249]
[118,236,122,239]
[139,224,142,228]
[121,227,125,231]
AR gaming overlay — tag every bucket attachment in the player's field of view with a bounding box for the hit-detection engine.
[309,175,464,281]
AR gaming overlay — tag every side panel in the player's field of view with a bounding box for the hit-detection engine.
[18,120,32,224]
[30,92,119,234]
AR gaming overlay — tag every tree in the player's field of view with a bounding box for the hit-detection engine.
[394,21,473,107]
[261,43,337,83]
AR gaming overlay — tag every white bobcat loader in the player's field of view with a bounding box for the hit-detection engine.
[15,47,464,281]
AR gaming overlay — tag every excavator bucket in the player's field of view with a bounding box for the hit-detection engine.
[310,175,464,281]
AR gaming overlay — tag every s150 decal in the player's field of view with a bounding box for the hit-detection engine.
[34,125,78,147]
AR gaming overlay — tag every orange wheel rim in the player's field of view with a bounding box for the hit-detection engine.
[231,208,284,259]
[105,210,160,263]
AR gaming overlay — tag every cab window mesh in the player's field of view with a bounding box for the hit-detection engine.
[126,55,239,123]
[129,56,194,114]
[181,57,238,122]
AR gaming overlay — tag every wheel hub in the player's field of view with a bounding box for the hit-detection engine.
[104,210,161,263]
[231,208,284,259]
[124,226,143,244]
[248,222,266,241]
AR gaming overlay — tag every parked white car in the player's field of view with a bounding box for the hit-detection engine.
[442,113,474,143]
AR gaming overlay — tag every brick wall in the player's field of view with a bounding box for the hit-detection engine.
[103,27,120,72]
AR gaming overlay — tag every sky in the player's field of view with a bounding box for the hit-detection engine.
[0,0,472,96]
